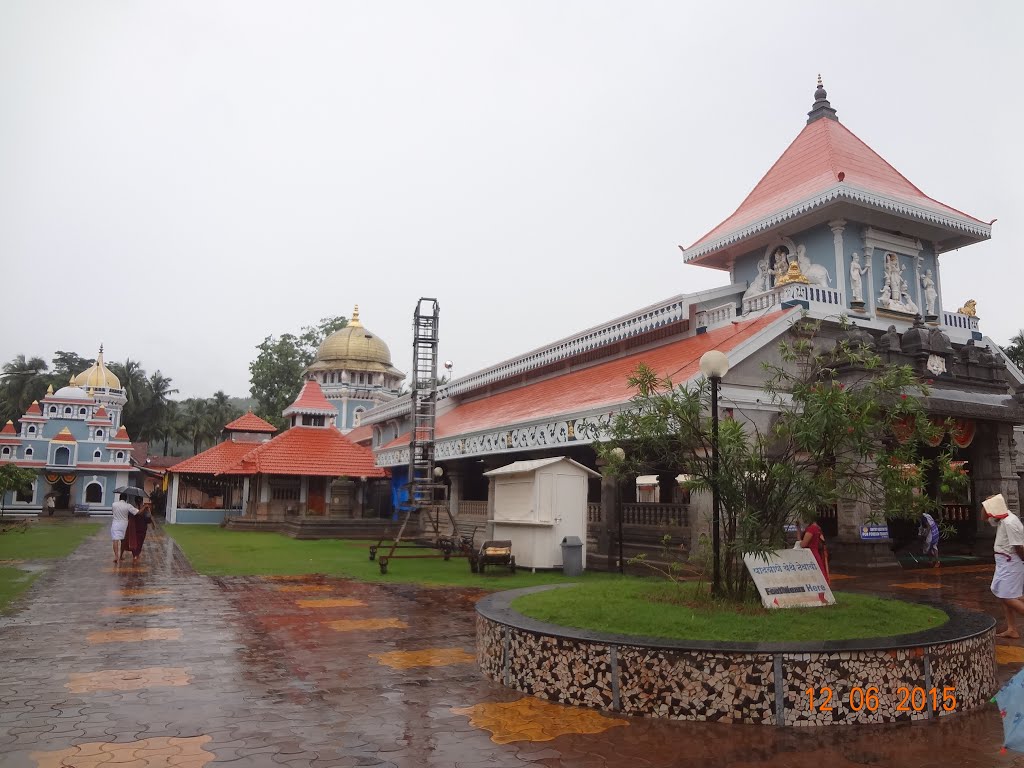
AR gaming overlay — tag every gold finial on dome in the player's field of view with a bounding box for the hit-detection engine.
[72,345,121,390]
[350,304,362,328]
[776,260,810,286]
[69,375,74,385]
[46,384,54,395]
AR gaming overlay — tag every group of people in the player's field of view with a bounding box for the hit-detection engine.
[110,491,156,564]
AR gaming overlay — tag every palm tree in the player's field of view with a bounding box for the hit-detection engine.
[180,398,217,455]
[0,355,49,425]
[140,372,178,443]
[109,359,150,439]
[208,390,241,432]
[1004,330,1024,371]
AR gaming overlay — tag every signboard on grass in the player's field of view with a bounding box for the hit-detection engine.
[743,548,835,609]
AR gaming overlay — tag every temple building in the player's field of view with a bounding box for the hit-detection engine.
[0,348,135,514]
[167,379,390,535]
[359,80,1024,568]
[304,305,405,433]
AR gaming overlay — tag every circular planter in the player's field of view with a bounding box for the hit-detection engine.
[476,584,996,726]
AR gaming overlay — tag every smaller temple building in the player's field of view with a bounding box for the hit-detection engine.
[0,349,134,515]
[304,305,405,434]
[167,380,390,536]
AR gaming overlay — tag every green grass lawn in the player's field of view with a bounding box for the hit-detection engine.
[511,581,949,642]
[0,521,102,559]
[0,521,102,612]
[0,566,39,613]
[165,524,624,589]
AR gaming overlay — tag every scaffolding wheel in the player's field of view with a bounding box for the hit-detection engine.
[378,557,388,574]
[369,546,377,561]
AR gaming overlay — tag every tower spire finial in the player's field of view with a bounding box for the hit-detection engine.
[350,304,362,328]
[807,74,838,124]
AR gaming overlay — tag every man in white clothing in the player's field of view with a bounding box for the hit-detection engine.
[985,494,1024,639]
[110,493,140,564]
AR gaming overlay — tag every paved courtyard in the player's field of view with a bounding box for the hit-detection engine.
[3,529,1024,767]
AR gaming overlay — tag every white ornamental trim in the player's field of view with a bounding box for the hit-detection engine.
[681,184,991,262]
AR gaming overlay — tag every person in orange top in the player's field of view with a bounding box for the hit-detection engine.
[798,513,830,585]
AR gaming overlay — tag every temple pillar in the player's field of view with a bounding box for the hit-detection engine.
[831,463,898,568]
[241,477,250,516]
[486,476,496,539]
[448,469,462,519]
[972,421,1021,544]
[167,474,180,524]
[829,219,847,302]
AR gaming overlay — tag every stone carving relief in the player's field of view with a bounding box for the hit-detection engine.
[795,245,831,287]
[743,258,771,302]
[877,252,918,314]
[878,325,901,353]
[920,269,938,317]
[849,252,869,304]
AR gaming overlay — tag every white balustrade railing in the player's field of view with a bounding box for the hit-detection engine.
[696,303,735,329]
[943,310,980,332]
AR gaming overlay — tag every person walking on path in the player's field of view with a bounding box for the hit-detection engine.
[110,493,140,564]
[920,512,941,568]
[121,497,156,562]
[985,494,1024,639]
[44,493,55,517]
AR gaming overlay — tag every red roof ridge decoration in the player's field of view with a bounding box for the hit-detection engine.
[283,379,336,416]
[52,427,77,442]
[377,312,788,452]
[224,411,278,433]
[1,420,16,435]
[682,83,989,267]
[94,406,108,418]
[111,425,131,441]
[25,401,42,416]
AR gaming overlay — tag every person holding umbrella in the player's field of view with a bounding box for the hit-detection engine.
[110,487,143,564]
[121,492,157,562]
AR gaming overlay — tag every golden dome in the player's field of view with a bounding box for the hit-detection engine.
[72,345,121,390]
[313,306,400,374]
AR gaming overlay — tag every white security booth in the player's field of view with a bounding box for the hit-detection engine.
[483,457,599,570]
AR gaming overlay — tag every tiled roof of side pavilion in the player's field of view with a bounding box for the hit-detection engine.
[223,411,277,433]
[224,427,387,478]
[379,311,787,451]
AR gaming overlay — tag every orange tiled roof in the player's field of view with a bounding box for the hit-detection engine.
[224,411,278,433]
[685,115,986,262]
[1,421,16,435]
[283,380,336,416]
[24,401,42,416]
[111,425,130,441]
[168,441,257,475]
[225,427,387,478]
[381,312,786,449]
[345,424,372,444]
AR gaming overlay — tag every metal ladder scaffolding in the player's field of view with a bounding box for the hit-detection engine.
[370,298,466,574]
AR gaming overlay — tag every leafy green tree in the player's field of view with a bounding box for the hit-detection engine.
[0,463,36,517]
[180,398,216,455]
[49,351,95,384]
[1003,331,1024,371]
[249,316,347,427]
[591,316,963,602]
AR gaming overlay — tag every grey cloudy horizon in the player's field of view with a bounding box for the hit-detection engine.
[2,1,1022,400]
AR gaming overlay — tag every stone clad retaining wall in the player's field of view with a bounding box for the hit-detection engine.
[477,585,996,726]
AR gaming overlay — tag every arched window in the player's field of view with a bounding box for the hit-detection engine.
[79,407,87,416]
[24,447,33,459]
[85,483,103,503]
[1,446,10,458]
[93,449,102,460]
[54,446,70,466]
[28,425,36,435]
[95,429,104,439]
[353,407,365,426]
[63,406,72,416]
[115,451,124,461]
[48,406,57,415]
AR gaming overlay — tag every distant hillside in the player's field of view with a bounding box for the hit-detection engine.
[229,396,256,412]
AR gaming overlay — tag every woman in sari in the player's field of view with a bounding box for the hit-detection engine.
[799,514,830,585]
[121,499,155,562]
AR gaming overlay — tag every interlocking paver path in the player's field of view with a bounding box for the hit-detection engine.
[3,528,1024,767]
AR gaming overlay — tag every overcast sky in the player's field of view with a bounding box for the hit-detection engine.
[2,2,1022,399]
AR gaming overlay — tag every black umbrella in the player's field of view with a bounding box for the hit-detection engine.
[114,485,146,499]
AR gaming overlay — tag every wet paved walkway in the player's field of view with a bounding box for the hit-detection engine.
[3,531,1024,767]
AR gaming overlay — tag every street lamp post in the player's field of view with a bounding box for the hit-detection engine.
[699,350,730,596]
